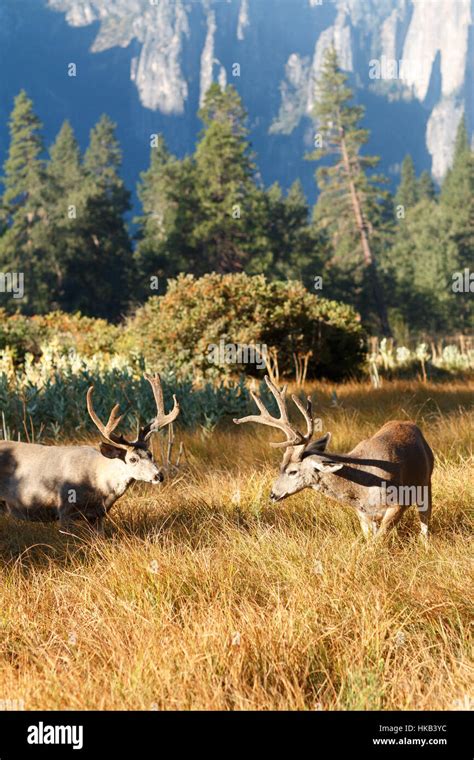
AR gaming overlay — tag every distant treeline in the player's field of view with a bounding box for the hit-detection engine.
[0,49,472,337]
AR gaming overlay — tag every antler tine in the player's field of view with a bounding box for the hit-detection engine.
[86,386,131,450]
[142,373,180,438]
[144,372,165,417]
[233,375,306,448]
[291,394,314,441]
[264,376,290,422]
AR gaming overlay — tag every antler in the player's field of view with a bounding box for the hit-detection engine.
[233,376,314,449]
[139,373,180,441]
[86,386,133,450]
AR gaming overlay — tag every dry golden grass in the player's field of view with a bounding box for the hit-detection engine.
[0,380,472,710]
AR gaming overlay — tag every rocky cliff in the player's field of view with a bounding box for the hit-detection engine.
[49,0,474,179]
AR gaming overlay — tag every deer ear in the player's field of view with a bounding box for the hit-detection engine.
[309,458,343,474]
[302,433,331,457]
[100,443,126,460]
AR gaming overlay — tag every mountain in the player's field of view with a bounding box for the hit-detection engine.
[1,0,472,210]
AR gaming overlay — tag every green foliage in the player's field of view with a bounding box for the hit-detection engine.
[134,87,325,286]
[308,47,391,334]
[0,309,43,361]
[33,312,121,356]
[0,310,120,362]
[120,273,365,381]
[0,98,133,319]
[69,115,134,319]
[367,338,473,381]
[385,121,473,335]
[0,370,252,441]
[417,170,436,200]
[395,155,418,210]
[135,85,265,279]
[135,141,201,287]
[0,91,52,313]
[193,84,260,273]
[246,180,326,284]
[1,86,471,343]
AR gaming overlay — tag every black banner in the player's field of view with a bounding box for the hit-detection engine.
[0,710,470,758]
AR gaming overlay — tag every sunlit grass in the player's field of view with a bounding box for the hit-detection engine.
[0,380,472,710]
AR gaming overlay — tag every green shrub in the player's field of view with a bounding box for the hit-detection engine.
[0,309,43,361]
[32,311,121,356]
[119,273,365,380]
[0,371,252,441]
[0,310,120,362]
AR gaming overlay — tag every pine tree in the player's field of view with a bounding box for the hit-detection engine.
[309,48,391,335]
[439,117,474,331]
[247,180,324,284]
[193,83,259,273]
[441,117,470,209]
[0,91,51,312]
[417,170,436,201]
[39,120,85,306]
[395,155,418,210]
[386,119,473,334]
[63,114,133,319]
[135,137,201,287]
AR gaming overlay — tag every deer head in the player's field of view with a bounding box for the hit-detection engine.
[234,376,342,502]
[87,373,180,485]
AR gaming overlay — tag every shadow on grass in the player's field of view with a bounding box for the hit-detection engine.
[0,514,106,573]
[1,493,471,573]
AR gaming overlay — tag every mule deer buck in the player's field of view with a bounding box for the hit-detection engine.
[234,377,434,540]
[0,374,180,533]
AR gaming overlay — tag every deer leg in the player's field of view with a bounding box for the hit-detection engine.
[58,515,76,535]
[377,505,404,537]
[356,510,377,539]
[417,485,432,543]
[91,516,105,537]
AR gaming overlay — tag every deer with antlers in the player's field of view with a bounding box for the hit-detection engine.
[0,374,180,532]
[234,377,434,540]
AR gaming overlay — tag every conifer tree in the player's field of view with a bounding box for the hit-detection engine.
[309,48,391,335]
[135,137,201,286]
[39,120,85,306]
[417,170,436,201]
[395,155,418,210]
[64,114,133,319]
[439,117,474,330]
[247,180,324,284]
[193,83,259,273]
[0,91,50,312]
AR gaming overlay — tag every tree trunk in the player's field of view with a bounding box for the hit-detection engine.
[340,128,392,336]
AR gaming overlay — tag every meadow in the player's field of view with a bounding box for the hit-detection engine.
[0,380,472,711]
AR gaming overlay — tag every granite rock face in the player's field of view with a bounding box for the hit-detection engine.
[48,0,473,181]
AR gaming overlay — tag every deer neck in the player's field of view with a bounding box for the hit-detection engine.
[101,460,134,502]
[312,469,359,508]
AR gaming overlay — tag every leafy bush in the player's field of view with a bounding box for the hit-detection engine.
[33,312,120,356]
[119,273,365,380]
[0,310,120,363]
[367,338,474,381]
[0,363,253,441]
[0,309,43,362]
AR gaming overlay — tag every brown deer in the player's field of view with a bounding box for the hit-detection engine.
[0,374,180,533]
[234,377,434,540]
